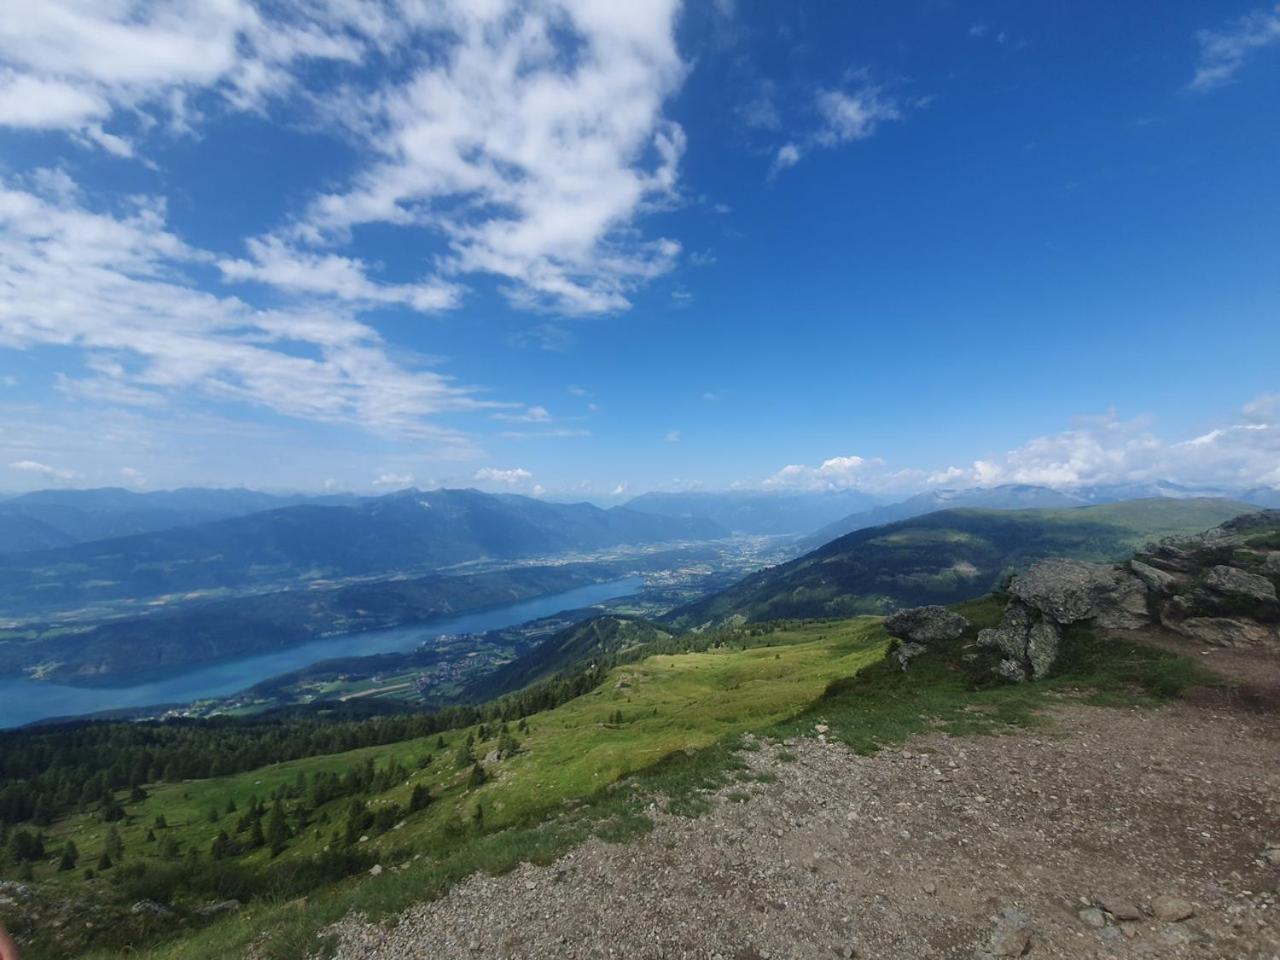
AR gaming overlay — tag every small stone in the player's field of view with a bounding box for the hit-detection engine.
[1151,896,1194,922]
[369,864,383,877]
[1263,847,1280,866]
[1078,907,1107,928]
[815,724,830,734]
[1099,896,1143,921]
[923,881,938,896]
[987,908,1031,957]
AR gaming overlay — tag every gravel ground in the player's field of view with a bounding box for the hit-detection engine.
[329,678,1280,959]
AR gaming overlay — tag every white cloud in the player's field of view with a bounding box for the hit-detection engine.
[493,405,553,424]
[763,455,906,493]
[218,236,461,313]
[771,76,909,175]
[763,395,1280,495]
[815,84,902,146]
[473,466,543,494]
[287,1,689,316]
[611,482,629,497]
[1,3,691,316]
[373,472,414,488]
[1190,4,1280,91]
[664,430,681,443]
[0,175,490,451]
[772,143,801,174]
[9,459,77,481]
[0,1,364,153]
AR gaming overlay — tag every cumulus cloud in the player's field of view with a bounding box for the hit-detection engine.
[763,396,1280,495]
[373,472,414,488]
[1190,4,1280,91]
[473,466,542,495]
[0,174,489,451]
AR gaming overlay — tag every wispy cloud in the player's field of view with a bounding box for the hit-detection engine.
[1190,4,1280,91]
[0,173,490,451]
[8,459,78,481]
[771,74,911,175]
[473,466,543,495]
[0,2,692,317]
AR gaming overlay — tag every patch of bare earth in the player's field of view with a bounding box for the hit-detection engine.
[328,648,1280,960]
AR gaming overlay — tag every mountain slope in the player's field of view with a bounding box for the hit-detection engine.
[800,484,1089,550]
[668,498,1254,627]
[623,490,880,535]
[465,615,674,701]
[0,489,725,617]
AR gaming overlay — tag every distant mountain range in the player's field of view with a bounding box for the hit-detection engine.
[666,497,1255,627]
[0,488,725,618]
[799,482,1280,551]
[0,486,357,554]
[622,489,881,535]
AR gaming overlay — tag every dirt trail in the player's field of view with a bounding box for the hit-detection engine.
[328,641,1280,960]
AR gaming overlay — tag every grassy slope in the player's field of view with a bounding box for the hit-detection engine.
[669,498,1254,626]
[38,620,885,960]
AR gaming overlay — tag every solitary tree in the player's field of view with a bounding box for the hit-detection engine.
[58,840,79,871]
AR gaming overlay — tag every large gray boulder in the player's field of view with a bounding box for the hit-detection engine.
[884,605,970,645]
[1169,616,1277,649]
[977,602,1059,681]
[1129,559,1181,594]
[1204,565,1278,605]
[1009,559,1149,630]
[1264,553,1280,578]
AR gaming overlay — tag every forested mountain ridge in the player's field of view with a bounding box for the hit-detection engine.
[0,488,726,617]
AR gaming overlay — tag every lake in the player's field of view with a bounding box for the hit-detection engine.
[0,577,643,729]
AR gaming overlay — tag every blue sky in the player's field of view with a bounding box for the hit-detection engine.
[0,1,1277,498]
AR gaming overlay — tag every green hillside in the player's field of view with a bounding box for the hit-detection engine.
[463,614,675,701]
[667,498,1253,627]
[3,619,888,960]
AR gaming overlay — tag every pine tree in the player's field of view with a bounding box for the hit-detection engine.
[409,783,433,813]
[266,798,290,857]
[105,826,124,863]
[58,840,79,871]
[96,850,113,870]
[467,762,487,790]
[225,797,237,815]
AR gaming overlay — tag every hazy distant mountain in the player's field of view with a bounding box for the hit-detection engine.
[0,486,357,554]
[669,498,1254,627]
[1242,487,1280,508]
[800,484,1088,550]
[0,488,725,617]
[623,490,881,535]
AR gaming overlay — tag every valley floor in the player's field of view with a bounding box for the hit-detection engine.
[327,649,1280,960]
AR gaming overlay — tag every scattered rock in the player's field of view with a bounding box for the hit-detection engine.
[985,908,1032,957]
[1150,895,1194,922]
[884,606,970,645]
[894,641,928,670]
[1077,907,1107,928]
[1167,616,1275,649]
[129,900,172,918]
[1264,846,1280,866]
[814,724,830,735]
[192,899,241,920]
[369,864,384,877]
[1098,896,1142,922]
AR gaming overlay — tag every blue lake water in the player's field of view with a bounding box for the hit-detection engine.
[0,577,643,729]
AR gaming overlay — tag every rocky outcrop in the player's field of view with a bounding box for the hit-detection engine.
[884,606,970,645]
[976,512,1280,680]
[1008,558,1149,630]
[1204,564,1278,604]
[883,605,969,669]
